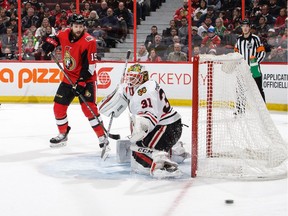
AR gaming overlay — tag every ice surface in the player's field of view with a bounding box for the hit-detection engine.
[0,104,287,216]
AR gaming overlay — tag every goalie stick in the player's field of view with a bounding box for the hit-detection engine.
[49,52,120,140]
[100,50,131,158]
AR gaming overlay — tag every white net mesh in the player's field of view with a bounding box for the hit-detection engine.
[194,53,287,180]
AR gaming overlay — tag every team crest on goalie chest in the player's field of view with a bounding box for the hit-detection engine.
[137,87,147,96]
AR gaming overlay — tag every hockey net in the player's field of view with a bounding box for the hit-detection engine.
[191,53,287,180]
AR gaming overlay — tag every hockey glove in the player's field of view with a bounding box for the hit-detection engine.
[130,115,151,143]
[42,36,59,54]
[99,134,109,148]
[72,78,86,96]
[250,56,261,78]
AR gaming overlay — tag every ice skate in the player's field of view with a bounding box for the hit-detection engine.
[50,126,71,148]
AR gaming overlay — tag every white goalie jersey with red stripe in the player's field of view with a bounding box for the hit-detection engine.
[122,80,181,130]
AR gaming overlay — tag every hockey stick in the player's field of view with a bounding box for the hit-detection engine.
[100,50,131,159]
[49,52,120,140]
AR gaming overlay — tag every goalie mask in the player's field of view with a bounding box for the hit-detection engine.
[125,64,149,87]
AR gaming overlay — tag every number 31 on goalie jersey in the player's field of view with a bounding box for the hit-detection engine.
[140,87,171,114]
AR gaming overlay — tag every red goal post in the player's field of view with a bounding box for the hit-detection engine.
[191,53,287,180]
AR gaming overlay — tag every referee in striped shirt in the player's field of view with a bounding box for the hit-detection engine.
[234,19,266,102]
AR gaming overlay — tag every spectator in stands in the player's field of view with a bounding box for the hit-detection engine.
[148,34,167,60]
[219,24,237,54]
[1,26,17,52]
[23,30,37,46]
[21,7,40,32]
[257,15,270,39]
[207,0,221,11]
[67,2,76,17]
[164,28,178,46]
[278,27,288,49]
[201,26,221,53]
[268,0,281,18]
[101,7,120,48]
[35,17,56,41]
[54,46,62,61]
[192,45,201,57]
[174,0,191,27]
[136,44,149,61]
[230,7,241,26]
[193,0,207,24]
[0,47,16,60]
[6,1,17,17]
[274,8,287,32]
[97,1,109,19]
[0,8,10,26]
[55,10,68,30]
[50,4,62,27]
[144,25,158,49]
[266,46,287,62]
[264,28,279,54]
[107,0,119,9]
[166,35,184,57]
[162,20,178,39]
[147,48,162,62]
[29,0,41,12]
[197,5,216,27]
[23,39,36,60]
[8,17,18,34]
[197,16,212,38]
[257,4,275,26]
[85,10,101,34]
[178,17,188,45]
[215,18,226,39]
[22,1,32,17]
[191,26,202,47]
[218,11,229,27]
[114,1,130,42]
[167,42,187,62]
[0,16,6,34]
[82,2,91,19]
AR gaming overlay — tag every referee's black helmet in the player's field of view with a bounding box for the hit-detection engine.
[241,19,251,26]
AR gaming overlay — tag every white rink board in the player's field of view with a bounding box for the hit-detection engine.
[0,62,287,105]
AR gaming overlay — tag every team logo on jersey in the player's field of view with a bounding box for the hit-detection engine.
[137,87,147,96]
[247,42,253,49]
[85,35,94,42]
[64,49,76,71]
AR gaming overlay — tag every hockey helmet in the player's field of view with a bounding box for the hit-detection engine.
[71,14,85,25]
[207,26,215,33]
[241,18,251,26]
[125,64,149,87]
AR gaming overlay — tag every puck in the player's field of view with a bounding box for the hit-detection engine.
[225,199,234,204]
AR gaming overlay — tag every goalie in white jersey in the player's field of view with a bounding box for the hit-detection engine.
[100,63,189,178]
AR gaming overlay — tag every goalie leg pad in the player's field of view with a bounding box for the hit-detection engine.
[150,151,183,179]
[116,139,132,163]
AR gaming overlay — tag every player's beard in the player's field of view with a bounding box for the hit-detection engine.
[71,30,84,40]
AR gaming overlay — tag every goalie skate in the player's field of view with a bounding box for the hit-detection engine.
[50,126,71,148]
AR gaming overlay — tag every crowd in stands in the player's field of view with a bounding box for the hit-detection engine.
[0,0,287,62]
[140,0,287,62]
[0,0,164,60]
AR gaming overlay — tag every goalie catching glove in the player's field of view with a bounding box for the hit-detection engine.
[130,115,153,143]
